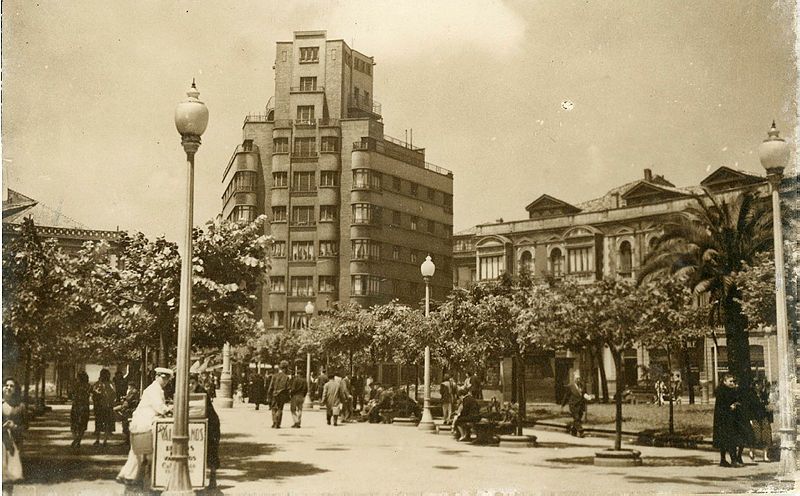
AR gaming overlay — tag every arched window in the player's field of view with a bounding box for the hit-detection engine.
[549,248,564,277]
[520,250,533,274]
[619,241,632,277]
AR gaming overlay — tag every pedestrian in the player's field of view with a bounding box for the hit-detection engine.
[560,376,588,437]
[713,374,746,467]
[202,372,216,400]
[440,373,455,424]
[70,371,91,449]
[268,361,291,428]
[469,371,483,400]
[322,373,345,426]
[654,378,666,406]
[352,372,365,412]
[2,378,27,488]
[116,367,173,486]
[91,368,117,447]
[453,388,481,442]
[289,367,308,428]
[317,369,328,401]
[340,373,353,422]
[113,369,128,403]
[189,373,220,488]
[114,384,140,446]
[743,378,773,462]
[249,371,266,411]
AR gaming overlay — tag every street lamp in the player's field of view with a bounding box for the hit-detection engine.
[165,81,208,495]
[758,121,795,478]
[303,301,314,409]
[418,255,436,431]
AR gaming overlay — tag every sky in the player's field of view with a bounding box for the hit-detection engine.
[2,0,797,241]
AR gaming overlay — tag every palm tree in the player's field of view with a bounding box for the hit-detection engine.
[639,189,773,387]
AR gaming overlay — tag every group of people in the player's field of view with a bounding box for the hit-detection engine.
[237,360,309,428]
[713,374,774,467]
[653,376,683,406]
[69,368,139,449]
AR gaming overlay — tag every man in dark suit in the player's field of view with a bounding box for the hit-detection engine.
[561,376,587,437]
[454,388,481,442]
[288,365,308,428]
[268,361,291,428]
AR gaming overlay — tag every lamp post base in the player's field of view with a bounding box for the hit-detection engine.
[418,407,436,431]
[302,393,313,410]
[776,429,797,480]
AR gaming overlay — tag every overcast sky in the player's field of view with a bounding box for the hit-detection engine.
[2,1,797,241]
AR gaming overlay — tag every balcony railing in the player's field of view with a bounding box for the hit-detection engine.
[291,150,319,158]
[383,134,422,151]
[295,119,316,126]
[290,85,325,93]
[349,95,382,116]
[244,113,272,123]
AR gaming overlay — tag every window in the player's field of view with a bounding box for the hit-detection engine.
[222,171,257,204]
[293,137,316,157]
[410,183,418,197]
[549,248,564,276]
[410,216,418,230]
[619,241,633,277]
[352,203,379,224]
[410,251,418,264]
[479,255,503,280]
[321,136,339,152]
[292,171,316,192]
[352,240,380,260]
[520,251,533,273]
[320,205,337,222]
[296,105,315,124]
[272,241,286,258]
[271,206,287,222]
[319,241,338,257]
[299,47,319,63]
[352,170,381,190]
[269,276,285,293]
[392,211,401,226]
[319,276,336,293]
[351,275,381,296]
[392,177,401,191]
[427,220,435,234]
[299,77,317,91]
[392,246,400,260]
[230,205,256,223]
[320,171,338,187]
[291,206,315,225]
[290,276,314,296]
[269,311,284,328]
[273,137,289,153]
[290,312,310,330]
[291,241,314,260]
[427,187,435,201]
[272,172,287,187]
[568,247,593,274]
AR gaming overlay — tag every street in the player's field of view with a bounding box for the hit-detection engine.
[10,404,793,495]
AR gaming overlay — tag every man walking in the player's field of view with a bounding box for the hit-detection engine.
[322,373,344,426]
[340,373,353,422]
[440,374,455,424]
[289,365,308,428]
[268,361,291,428]
[561,376,588,437]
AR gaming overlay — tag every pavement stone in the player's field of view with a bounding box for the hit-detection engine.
[8,404,797,495]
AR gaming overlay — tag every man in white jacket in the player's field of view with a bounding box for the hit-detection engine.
[116,367,173,486]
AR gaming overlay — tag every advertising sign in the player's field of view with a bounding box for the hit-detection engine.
[151,419,207,489]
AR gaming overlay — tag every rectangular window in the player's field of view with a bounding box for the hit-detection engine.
[352,203,378,224]
[410,183,418,197]
[269,311,284,328]
[272,171,288,187]
[291,206,315,225]
[410,216,418,231]
[352,170,381,190]
[479,255,503,280]
[351,275,381,296]
[222,171,258,204]
[352,239,380,260]
[290,276,314,296]
[392,177,401,191]
[273,138,289,153]
[293,137,316,157]
[320,171,338,187]
[296,105,315,124]
[299,77,317,91]
[290,312,310,330]
[427,187,436,201]
[319,276,336,293]
[392,211,401,226]
[319,205,337,222]
[272,241,286,258]
[299,47,319,63]
[291,240,314,260]
[392,246,400,261]
[230,205,256,223]
[427,220,435,234]
[292,171,316,192]
[271,206,287,222]
[321,136,339,152]
[410,251,418,264]
[269,276,285,293]
[319,241,338,257]
[567,247,594,274]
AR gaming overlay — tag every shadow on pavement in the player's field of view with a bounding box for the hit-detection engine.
[536,441,599,449]
[545,455,711,467]
[433,465,458,470]
[218,438,327,483]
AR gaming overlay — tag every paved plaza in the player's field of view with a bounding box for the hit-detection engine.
[9,403,796,495]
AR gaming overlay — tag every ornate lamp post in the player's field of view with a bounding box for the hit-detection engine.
[303,301,314,409]
[418,255,436,431]
[164,81,208,495]
[758,121,795,478]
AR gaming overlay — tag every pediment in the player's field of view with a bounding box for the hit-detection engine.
[621,181,688,202]
[525,194,581,218]
[700,166,764,191]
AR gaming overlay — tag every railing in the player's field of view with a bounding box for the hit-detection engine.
[353,139,372,151]
[295,119,316,126]
[244,113,272,123]
[350,95,382,116]
[383,134,422,151]
[424,161,453,177]
[290,85,325,92]
[291,150,319,158]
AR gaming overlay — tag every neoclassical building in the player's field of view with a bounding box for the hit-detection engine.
[453,167,777,403]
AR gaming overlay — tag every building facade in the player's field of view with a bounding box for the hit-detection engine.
[221,30,453,332]
[453,167,779,403]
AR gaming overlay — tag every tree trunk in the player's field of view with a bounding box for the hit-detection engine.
[666,348,674,436]
[591,345,610,403]
[23,350,31,402]
[683,345,695,405]
[348,350,354,377]
[510,357,517,403]
[158,327,167,368]
[723,294,751,388]
[516,354,526,436]
[611,348,625,451]
[41,367,46,406]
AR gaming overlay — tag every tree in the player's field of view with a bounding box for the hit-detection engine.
[304,303,375,375]
[732,250,798,336]
[639,190,773,388]
[638,276,710,433]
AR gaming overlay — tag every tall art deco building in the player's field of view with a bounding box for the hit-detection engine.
[221,30,454,332]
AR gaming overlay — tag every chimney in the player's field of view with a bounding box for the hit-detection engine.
[644,168,653,181]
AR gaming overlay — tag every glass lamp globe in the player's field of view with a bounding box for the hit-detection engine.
[420,255,436,278]
[175,81,209,137]
[759,121,789,174]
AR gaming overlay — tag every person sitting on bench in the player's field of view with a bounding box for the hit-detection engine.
[453,388,481,442]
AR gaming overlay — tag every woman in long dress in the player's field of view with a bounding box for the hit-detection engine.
[91,368,117,447]
[70,371,91,448]
[3,378,27,488]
